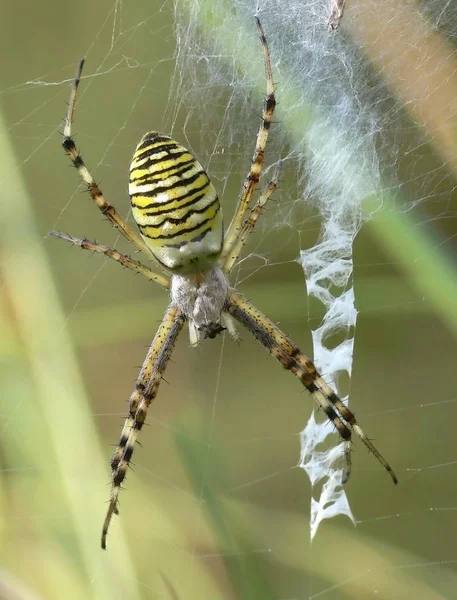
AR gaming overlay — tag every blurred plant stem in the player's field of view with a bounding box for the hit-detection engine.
[0,110,140,599]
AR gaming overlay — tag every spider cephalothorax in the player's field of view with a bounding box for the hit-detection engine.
[170,268,230,344]
[52,18,396,550]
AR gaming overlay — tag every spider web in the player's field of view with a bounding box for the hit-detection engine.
[1,0,457,598]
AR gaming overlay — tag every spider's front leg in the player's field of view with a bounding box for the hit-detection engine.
[102,303,186,549]
[225,291,398,485]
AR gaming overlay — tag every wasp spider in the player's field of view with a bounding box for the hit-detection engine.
[51,18,397,549]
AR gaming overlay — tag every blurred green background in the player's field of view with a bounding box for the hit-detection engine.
[1,0,457,598]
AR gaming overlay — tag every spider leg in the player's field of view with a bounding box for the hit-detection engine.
[328,0,345,30]
[223,163,280,274]
[62,59,153,258]
[225,291,398,485]
[101,303,186,549]
[49,231,170,289]
[221,17,276,263]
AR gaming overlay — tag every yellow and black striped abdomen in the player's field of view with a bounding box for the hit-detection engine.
[129,133,223,274]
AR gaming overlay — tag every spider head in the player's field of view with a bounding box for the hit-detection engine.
[200,322,226,339]
[170,267,229,346]
[188,320,226,346]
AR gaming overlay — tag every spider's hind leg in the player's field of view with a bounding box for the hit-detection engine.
[61,59,153,259]
[221,17,276,267]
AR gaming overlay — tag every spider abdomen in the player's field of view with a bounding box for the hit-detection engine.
[129,133,223,274]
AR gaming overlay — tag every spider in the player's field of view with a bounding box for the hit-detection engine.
[51,18,397,550]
